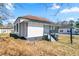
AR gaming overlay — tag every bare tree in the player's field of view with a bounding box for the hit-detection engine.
[0,3,14,20]
[0,3,26,25]
[6,22,13,28]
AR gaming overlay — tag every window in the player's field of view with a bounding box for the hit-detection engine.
[60,30,63,32]
[67,30,70,32]
[16,24,18,32]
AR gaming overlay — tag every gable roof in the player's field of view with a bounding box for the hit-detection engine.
[18,15,52,24]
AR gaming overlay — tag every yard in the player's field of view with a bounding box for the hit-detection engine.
[0,34,79,56]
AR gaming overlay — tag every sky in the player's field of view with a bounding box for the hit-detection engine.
[3,3,79,24]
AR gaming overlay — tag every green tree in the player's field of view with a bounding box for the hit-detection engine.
[75,20,79,28]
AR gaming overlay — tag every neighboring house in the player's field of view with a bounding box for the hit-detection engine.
[74,28,79,34]
[0,27,13,34]
[58,28,76,34]
[14,15,57,40]
[58,25,79,34]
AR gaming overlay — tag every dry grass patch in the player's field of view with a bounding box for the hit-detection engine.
[58,34,79,49]
[0,34,79,56]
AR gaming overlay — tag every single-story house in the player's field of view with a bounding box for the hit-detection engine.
[58,28,76,34]
[0,26,13,34]
[14,15,58,41]
[58,25,79,34]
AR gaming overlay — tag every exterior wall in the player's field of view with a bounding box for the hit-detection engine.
[14,18,29,36]
[14,23,19,36]
[0,29,13,34]
[14,18,55,41]
[14,19,20,36]
[27,22,44,38]
[43,25,50,35]
[43,25,56,35]
[58,28,76,34]
[26,36,43,41]
[19,22,28,37]
[58,28,70,34]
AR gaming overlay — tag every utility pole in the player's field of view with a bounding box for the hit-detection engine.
[70,27,73,44]
[70,20,73,44]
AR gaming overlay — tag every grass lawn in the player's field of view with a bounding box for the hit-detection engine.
[0,34,79,56]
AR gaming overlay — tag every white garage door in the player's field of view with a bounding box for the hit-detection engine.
[27,22,44,38]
